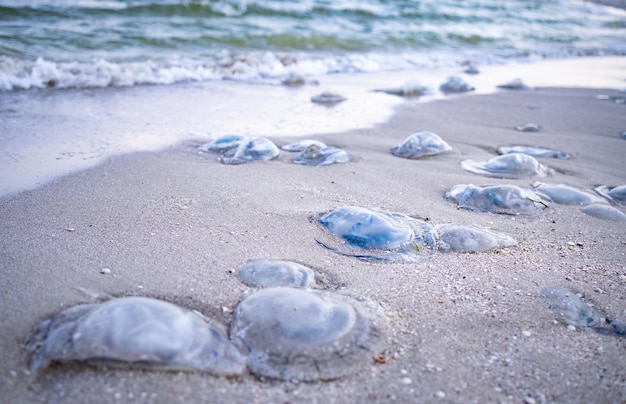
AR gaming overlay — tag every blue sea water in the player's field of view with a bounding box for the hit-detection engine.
[1,0,625,91]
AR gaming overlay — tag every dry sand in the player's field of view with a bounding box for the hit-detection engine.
[1,86,625,403]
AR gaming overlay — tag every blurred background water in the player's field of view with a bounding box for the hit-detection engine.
[1,0,625,91]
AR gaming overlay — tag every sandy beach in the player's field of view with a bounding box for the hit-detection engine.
[1,82,626,403]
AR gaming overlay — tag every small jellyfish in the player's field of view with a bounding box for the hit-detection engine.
[446,184,546,216]
[497,78,531,90]
[220,136,280,165]
[580,204,626,221]
[311,91,346,104]
[460,153,553,179]
[291,144,351,166]
[497,145,569,159]
[198,135,248,153]
[236,259,315,288]
[530,183,605,206]
[594,185,626,204]
[316,206,435,262]
[539,287,597,327]
[230,287,388,381]
[281,140,327,152]
[390,132,452,159]
[373,80,430,97]
[27,297,245,376]
[464,64,480,75]
[281,73,306,86]
[515,123,540,132]
[439,76,474,93]
[435,224,517,253]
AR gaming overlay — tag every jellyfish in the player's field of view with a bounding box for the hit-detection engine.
[446,184,546,216]
[236,259,315,288]
[434,224,517,253]
[498,145,569,159]
[390,132,452,159]
[439,76,474,93]
[460,153,553,179]
[531,183,605,205]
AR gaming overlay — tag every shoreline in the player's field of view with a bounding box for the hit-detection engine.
[1,85,625,403]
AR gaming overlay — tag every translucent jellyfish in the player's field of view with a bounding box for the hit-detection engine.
[464,64,480,75]
[434,224,517,253]
[497,78,531,90]
[498,145,569,159]
[530,182,605,205]
[439,76,474,93]
[220,136,280,165]
[460,153,553,179]
[539,287,597,327]
[230,287,388,381]
[291,144,351,166]
[373,80,430,97]
[281,140,327,152]
[198,135,248,153]
[595,185,626,204]
[236,259,315,288]
[445,184,546,216]
[311,91,346,104]
[27,297,245,376]
[316,206,435,262]
[281,73,305,86]
[581,204,626,221]
[390,132,452,159]
[515,123,540,132]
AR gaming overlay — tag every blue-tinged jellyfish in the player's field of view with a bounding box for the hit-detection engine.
[373,80,430,97]
[595,185,626,204]
[497,78,531,90]
[236,259,315,288]
[434,224,517,253]
[540,287,597,327]
[316,206,436,262]
[439,76,474,93]
[199,135,280,165]
[311,91,346,104]
[498,145,569,159]
[281,140,327,152]
[530,182,605,206]
[580,204,626,221]
[446,184,546,216]
[230,287,387,381]
[27,297,245,376]
[461,153,553,179]
[291,143,351,166]
[515,123,540,132]
[390,132,452,159]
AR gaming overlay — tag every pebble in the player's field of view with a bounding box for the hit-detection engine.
[522,330,531,337]
[400,377,412,385]
[567,325,576,331]
[100,268,111,275]
[435,391,446,399]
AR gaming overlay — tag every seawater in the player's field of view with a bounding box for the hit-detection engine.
[1,0,625,90]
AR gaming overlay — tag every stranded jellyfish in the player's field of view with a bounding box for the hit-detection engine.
[530,183,605,206]
[580,204,626,221]
[373,80,430,97]
[460,153,553,179]
[515,123,540,132]
[236,259,315,288]
[281,140,327,152]
[434,224,517,253]
[497,78,531,90]
[230,287,387,381]
[439,76,474,93]
[390,132,452,159]
[595,185,626,204]
[291,143,351,166]
[446,184,546,216]
[311,91,346,104]
[316,206,435,262]
[27,297,245,376]
[539,288,597,327]
[199,135,279,165]
[497,145,569,159]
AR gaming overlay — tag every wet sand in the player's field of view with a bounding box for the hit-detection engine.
[1,86,626,403]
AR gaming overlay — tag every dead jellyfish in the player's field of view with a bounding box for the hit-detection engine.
[539,287,597,327]
[446,184,546,216]
[291,144,351,166]
[311,91,346,104]
[220,137,280,165]
[439,76,474,93]
[236,259,315,288]
[27,297,245,376]
[497,78,531,90]
[434,224,517,253]
[373,80,430,97]
[390,132,452,159]
[515,123,540,132]
[580,204,626,221]
[530,182,605,205]
[497,145,570,159]
[198,135,248,153]
[595,185,626,204]
[281,140,327,152]
[464,64,480,75]
[316,206,435,262]
[230,287,388,381]
[460,153,553,179]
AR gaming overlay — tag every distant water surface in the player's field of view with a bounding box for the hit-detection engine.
[1,0,625,90]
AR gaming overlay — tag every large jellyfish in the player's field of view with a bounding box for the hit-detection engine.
[439,76,474,93]
[27,297,245,376]
[291,143,351,166]
[390,132,452,159]
[199,135,280,165]
[445,184,546,216]
[461,153,553,179]
[316,206,436,262]
[497,145,569,159]
[580,204,626,221]
[230,287,388,381]
[434,224,517,253]
[595,185,626,204]
[530,183,605,206]
[236,259,315,288]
